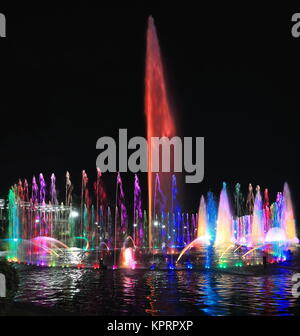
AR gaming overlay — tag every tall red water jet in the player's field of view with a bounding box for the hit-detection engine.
[145,16,176,248]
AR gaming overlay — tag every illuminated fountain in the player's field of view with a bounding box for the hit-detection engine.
[145,16,177,249]
[111,172,131,269]
[282,182,298,243]
[215,182,233,247]
[2,172,298,270]
[197,196,209,243]
[133,174,143,248]
[1,16,298,271]
[120,236,137,270]
[251,186,264,245]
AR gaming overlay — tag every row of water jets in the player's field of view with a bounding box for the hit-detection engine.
[2,169,298,269]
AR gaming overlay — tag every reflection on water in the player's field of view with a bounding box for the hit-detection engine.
[14,266,300,315]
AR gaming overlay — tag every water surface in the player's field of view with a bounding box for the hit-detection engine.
[13,266,300,315]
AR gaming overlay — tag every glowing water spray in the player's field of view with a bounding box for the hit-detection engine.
[215,183,233,246]
[133,174,143,248]
[197,195,209,242]
[145,16,176,248]
[251,186,264,245]
[50,174,58,206]
[282,182,298,243]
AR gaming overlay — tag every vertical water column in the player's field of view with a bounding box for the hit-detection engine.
[50,173,58,238]
[270,202,279,228]
[39,173,47,237]
[251,186,264,245]
[17,180,26,241]
[23,179,30,243]
[234,183,245,243]
[215,182,233,246]
[177,212,182,247]
[181,213,186,244]
[31,176,39,237]
[263,188,271,235]
[94,168,107,248]
[142,210,148,249]
[197,195,207,241]
[171,175,182,247]
[116,172,128,240]
[145,16,176,248]
[8,188,20,260]
[282,183,298,243]
[206,192,217,243]
[90,204,95,249]
[81,170,90,247]
[276,192,284,230]
[133,174,143,248]
[245,183,255,242]
[186,213,191,245]
[66,172,76,247]
[167,212,171,248]
[153,173,165,249]
[107,206,113,248]
[160,211,167,249]
[50,174,58,206]
[65,171,73,207]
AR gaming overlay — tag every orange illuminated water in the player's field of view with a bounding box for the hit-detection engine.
[145,16,176,248]
[197,195,207,238]
[283,182,298,242]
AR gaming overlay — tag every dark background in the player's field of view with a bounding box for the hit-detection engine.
[0,3,299,221]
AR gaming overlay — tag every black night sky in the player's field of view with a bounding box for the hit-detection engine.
[0,4,299,222]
